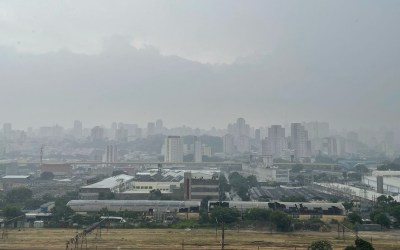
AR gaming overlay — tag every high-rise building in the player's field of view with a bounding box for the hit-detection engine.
[73,120,82,138]
[91,126,104,141]
[236,118,249,137]
[147,122,155,137]
[164,136,183,162]
[193,136,202,162]
[262,125,287,158]
[115,127,128,142]
[290,123,309,160]
[322,137,338,156]
[156,119,163,134]
[236,135,250,153]
[105,145,118,162]
[3,123,12,135]
[223,134,235,154]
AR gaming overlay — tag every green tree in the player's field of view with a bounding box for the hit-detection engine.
[354,164,369,174]
[291,164,304,173]
[40,171,55,180]
[270,210,292,232]
[3,205,21,219]
[344,238,374,250]
[309,240,332,250]
[244,208,271,221]
[342,201,354,212]
[373,213,391,228]
[6,187,33,203]
[246,175,258,187]
[347,212,362,224]
[210,207,240,224]
[219,175,230,199]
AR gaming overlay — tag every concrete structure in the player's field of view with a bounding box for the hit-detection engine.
[155,119,163,134]
[104,145,118,162]
[115,127,128,142]
[1,175,31,191]
[290,123,310,160]
[164,136,183,162]
[80,174,134,199]
[91,126,104,140]
[236,135,250,153]
[377,176,384,194]
[193,136,202,163]
[67,200,200,213]
[184,172,219,201]
[262,125,287,158]
[222,134,235,154]
[147,122,155,136]
[121,171,184,199]
[363,175,400,195]
[322,137,338,156]
[73,120,82,138]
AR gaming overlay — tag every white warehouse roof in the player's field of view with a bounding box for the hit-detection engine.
[81,174,134,190]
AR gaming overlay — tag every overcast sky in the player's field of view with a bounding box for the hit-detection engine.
[0,0,399,130]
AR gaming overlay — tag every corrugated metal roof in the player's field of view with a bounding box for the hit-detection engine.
[81,174,134,189]
[2,175,30,179]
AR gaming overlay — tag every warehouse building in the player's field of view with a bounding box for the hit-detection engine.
[80,174,134,199]
[67,200,200,213]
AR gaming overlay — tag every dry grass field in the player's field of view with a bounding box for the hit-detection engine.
[0,228,399,250]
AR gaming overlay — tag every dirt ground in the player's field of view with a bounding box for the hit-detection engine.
[0,228,399,250]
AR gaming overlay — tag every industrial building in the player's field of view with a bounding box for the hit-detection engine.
[1,175,32,191]
[80,174,134,199]
[362,171,400,195]
[183,171,219,201]
[67,200,201,213]
[119,170,184,199]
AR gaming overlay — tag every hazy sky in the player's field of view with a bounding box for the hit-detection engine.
[0,0,399,130]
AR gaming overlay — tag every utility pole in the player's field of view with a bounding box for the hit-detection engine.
[221,221,225,250]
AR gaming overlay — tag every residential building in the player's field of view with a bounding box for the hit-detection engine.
[223,134,235,154]
[164,136,184,162]
[290,123,310,160]
[193,136,202,162]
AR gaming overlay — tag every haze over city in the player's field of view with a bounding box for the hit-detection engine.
[2,1,400,250]
[1,0,399,130]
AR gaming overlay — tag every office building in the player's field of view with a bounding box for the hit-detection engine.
[290,123,310,160]
[262,125,287,158]
[73,120,82,138]
[223,134,235,154]
[193,136,202,162]
[147,122,155,137]
[164,136,184,162]
[91,126,104,141]
[155,119,163,134]
[105,145,118,162]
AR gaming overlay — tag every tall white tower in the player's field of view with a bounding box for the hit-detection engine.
[193,136,202,163]
[164,136,184,162]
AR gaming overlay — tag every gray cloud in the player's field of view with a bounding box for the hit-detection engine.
[0,1,399,130]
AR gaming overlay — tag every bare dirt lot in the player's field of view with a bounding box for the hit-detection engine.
[0,228,399,250]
